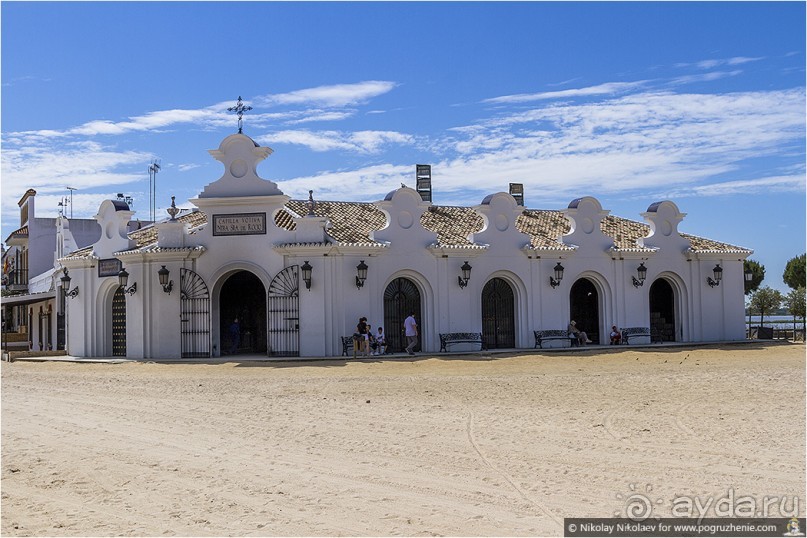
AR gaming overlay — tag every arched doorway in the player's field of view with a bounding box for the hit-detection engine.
[112,287,126,356]
[650,279,676,342]
[384,277,422,353]
[481,278,515,348]
[570,278,600,344]
[220,270,266,355]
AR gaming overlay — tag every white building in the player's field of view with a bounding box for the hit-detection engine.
[59,133,752,359]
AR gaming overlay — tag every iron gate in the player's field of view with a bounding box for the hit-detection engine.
[383,277,422,353]
[180,268,211,358]
[268,266,299,357]
[112,287,126,356]
[481,277,515,348]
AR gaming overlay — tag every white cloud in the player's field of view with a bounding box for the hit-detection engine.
[177,163,201,172]
[257,130,414,154]
[484,81,648,104]
[257,81,398,108]
[670,70,743,85]
[658,174,806,198]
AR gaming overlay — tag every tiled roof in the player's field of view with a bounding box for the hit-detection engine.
[4,225,29,244]
[60,198,751,258]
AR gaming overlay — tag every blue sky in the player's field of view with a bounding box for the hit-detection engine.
[2,2,804,292]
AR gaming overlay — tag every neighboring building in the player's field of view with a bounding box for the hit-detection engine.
[1,190,143,352]
[59,132,752,359]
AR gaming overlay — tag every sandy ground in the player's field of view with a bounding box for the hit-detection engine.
[1,343,804,537]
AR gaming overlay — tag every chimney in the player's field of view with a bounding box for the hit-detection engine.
[509,183,524,206]
[416,164,432,203]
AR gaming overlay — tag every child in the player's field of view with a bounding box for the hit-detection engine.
[374,327,386,355]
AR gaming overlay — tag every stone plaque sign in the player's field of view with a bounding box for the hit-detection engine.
[98,258,122,277]
[212,212,267,236]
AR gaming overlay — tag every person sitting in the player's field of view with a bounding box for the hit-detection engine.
[610,325,622,345]
[374,327,386,355]
[568,320,591,346]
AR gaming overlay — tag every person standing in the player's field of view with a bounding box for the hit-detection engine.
[229,318,241,354]
[404,311,418,355]
[356,316,369,357]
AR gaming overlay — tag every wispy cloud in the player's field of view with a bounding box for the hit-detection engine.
[257,130,414,154]
[675,56,765,69]
[670,70,743,85]
[658,174,805,198]
[256,81,397,108]
[484,81,647,104]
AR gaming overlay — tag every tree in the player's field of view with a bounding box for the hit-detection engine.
[743,259,765,295]
[749,287,783,327]
[783,286,806,339]
[783,254,806,290]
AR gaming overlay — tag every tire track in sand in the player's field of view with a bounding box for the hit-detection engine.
[465,409,562,527]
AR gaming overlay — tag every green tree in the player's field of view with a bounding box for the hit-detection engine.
[783,286,806,339]
[743,259,765,295]
[783,254,806,290]
[749,287,783,327]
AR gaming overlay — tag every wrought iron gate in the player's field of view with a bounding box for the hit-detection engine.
[112,288,126,356]
[180,268,211,358]
[384,277,422,353]
[481,277,515,348]
[267,266,299,357]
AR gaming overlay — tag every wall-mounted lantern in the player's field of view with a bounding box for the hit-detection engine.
[707,264,723,288]
[550,262,564,288]
[458,261,472,289]
[301,261,312,291]
[60,268,79,299]
[356,260,368,289]
[158,265,173,295]
[632,262,647,288]
[118,268,137,296]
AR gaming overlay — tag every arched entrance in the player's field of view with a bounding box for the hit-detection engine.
[220,270,266,355]
[384,277,422,353]
[570,278,600,344]
[481,277,515,348]
[650,279,676,342]
[112,287,126,356]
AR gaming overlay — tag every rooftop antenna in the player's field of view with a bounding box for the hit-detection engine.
[66,187,77,218]
[148,160,161,223]
[116,193,134,207]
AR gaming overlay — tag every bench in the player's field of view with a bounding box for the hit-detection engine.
[621,327,651,345]
[439,332,484,352]
[341,335,360,356]
[534,330,577,349]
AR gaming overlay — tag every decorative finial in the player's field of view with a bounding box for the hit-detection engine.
[306,190,316,216]
[401,183,406,188]
[227,96,253,134]
[167,196,179,221]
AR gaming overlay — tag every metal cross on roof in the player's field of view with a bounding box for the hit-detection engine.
[227,96,252,134]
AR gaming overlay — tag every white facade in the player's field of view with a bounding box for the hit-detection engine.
[60,133,752,359]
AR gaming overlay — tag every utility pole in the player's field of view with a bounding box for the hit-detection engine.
[148,161,161,223]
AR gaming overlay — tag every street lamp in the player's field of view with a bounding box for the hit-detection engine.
[355,260,368,289]
[550,262,564,289]
[158,265,173,295]
[60,268,79,298]
[632,262,647,288]
[458,261,472,289]
[707,264,723,288]
[118,268,137,296]
[301,261,312,290]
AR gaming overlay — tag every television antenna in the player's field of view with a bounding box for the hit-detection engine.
[66,187,77,218]
[148,160,161,223]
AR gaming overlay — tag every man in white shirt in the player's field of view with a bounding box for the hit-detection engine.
[404,312,418,355]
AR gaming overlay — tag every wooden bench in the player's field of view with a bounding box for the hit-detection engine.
[534,330,577,349]
[439,332,484,352]
[621,327,651,345]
